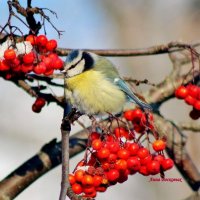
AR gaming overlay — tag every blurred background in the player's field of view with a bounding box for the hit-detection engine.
[0,0,200,199]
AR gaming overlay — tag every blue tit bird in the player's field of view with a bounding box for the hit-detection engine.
[63,50,151,116]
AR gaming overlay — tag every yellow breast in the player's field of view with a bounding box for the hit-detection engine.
[66,70,126,114]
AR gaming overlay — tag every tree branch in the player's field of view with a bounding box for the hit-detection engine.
[9,0,63,36]
[179,122,200,132]
[0,130,88,200]
[59,107,83,200]
[56,41,200,57]
[154,114,200,191]
[11,79,65,107]
[144,71,200,107]
[59,119,71,200]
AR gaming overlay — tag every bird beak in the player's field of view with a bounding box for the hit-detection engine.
[61,69,67,73]
[61,69,70,78]
[62,61,69,73]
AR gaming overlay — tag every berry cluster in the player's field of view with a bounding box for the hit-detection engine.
[69,111,174,198]
[32,97,46,113]
[123,108,154,133]
[0,35,63,79]
[175,84,200,119]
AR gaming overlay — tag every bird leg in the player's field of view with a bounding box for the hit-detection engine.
[107,112,129,130]
[88,115,110,134]
[88,115,100,132]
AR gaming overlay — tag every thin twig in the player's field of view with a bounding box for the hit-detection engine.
[17,79,37,97]
[27,74,64,87]
[124,77,156,86]
[9,0,63,36]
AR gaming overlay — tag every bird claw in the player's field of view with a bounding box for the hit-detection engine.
[61,108,82,131]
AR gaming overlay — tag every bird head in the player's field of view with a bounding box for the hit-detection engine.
[62,50,95,77]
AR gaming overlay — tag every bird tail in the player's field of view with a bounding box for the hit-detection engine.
[114,78,152,111]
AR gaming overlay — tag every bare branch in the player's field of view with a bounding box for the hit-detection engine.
[12,79,64,107]
[124,77,156,86]
[27,74,64,87]
[56,41,200,57]
[179,122,200,132]
[59,119,71,200]
[17,79,37,97]
[0,129,88,200]
[144,71,200,106]
[154,114,200,191]
[9,0,63,36]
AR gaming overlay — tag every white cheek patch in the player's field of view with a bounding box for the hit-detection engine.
[67,59,85,77]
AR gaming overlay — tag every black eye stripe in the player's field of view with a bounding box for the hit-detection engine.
[68,52,94,71]
[68,59,83,70]
[68,64,76,70]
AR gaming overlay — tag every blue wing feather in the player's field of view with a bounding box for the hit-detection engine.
[114,78,152,110]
